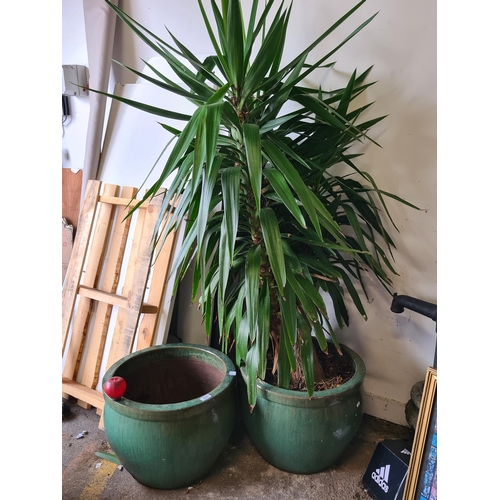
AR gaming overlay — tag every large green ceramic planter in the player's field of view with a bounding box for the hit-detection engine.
[239,343,366,474]
[102,343,237,490]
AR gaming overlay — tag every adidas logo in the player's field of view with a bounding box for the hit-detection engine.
[371,464,390,493]
[401,448,411,456]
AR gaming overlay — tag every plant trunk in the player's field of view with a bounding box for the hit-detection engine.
[289,339,326,390]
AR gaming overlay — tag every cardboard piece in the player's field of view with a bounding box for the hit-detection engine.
[62,218,74,285]
[362,439,412,500]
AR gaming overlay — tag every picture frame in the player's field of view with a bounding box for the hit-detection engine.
[403,367,437,500]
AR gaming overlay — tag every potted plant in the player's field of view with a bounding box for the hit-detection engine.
[95,0,416,474]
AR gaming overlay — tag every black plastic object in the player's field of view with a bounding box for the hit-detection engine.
[391,293,437,368]
[62,95,70,117]
[391,294,436,323]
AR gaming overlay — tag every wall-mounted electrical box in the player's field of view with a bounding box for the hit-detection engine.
[62,65,88,96]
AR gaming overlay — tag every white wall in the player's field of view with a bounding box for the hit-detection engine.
[62,0,436,426]
[62,0,90,172]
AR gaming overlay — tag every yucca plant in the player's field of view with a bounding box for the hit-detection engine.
[96,0,415,409]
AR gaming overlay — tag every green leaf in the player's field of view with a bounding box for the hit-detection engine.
[226,0,245,87]
[277,335,291,389]
[197,0,231,80]
[343,204,368,252]
[286,232,368,255]
[197,158,222,264]
[281,241,303,274]
[338,268,367,320]
[277,3,376,98]
[295,88,381,147]
[245,244,262,341]
[251,0,278,42]
[165,33,223,88]
[87,87,192,122]
[223,293,240,351]
[235,283,246,345]
[297,315,315,397]
[236,313,249,367]
[263,168,306,228]
[168,222,197,290]
[293,92,350,131]
[262,140,321,235]
[243,0,260,61]
[95,452,121,465]
[210,0,230,63]
[269,7,291,77]
[278,281,297,370]
[206,84,231,106]
[261,52,307,124]
[245,344,260,409]
[298,254,343,280]
[103,1,214,98]
[192,106,207,202]
[257,280,270,379]
[242,123,262,215]
[158,107,203,191]
[294,273,328,318]
[218,223,229,338]
[241,7,288,104]
[285,263,317,323]
[221,166,241,262]
[322,316,342,354]
[310,314,328,352]
[204,291,213,338]
[260,208,286,295]
[112,59,205,105]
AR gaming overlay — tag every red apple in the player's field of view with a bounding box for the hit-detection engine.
[103,376,127,400]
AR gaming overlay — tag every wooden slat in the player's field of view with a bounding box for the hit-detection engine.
[78,286,158,314]
[98,195,144,207]
[78,286,128,309]
[139,304,159,314]
[136,206,177,350]
[105,205,147,369]
[106,190,165,369]
[62,183,119,381]
[62,378,104,409]
[79,186,137,391]
[62,180,101,355]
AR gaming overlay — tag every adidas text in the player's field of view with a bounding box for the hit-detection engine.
[371,464,390,493]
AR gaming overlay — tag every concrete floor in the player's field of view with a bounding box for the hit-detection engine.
[62,399,414,499]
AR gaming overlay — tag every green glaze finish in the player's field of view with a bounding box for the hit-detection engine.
[239,344,366,474]
[102,343,237,490]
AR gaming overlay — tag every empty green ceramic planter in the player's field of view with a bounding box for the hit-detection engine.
[239,343,366,474]
[102,343,237,490]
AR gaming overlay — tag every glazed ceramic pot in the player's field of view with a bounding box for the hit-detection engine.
[239,343,366,474]
[102,343,237,489]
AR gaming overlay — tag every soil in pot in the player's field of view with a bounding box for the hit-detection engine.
[123,357,226,404]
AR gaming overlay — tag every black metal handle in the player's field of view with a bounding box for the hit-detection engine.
[390,293,437,323]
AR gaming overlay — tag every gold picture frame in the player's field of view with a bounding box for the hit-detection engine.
[403,367,437,500]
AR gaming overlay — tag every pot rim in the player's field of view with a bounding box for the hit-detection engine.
[103,343,236,418]
[239,343,366,408]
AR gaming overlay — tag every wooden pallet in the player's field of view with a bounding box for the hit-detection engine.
[62,180,177,418]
